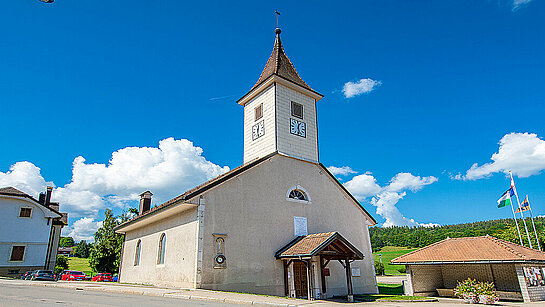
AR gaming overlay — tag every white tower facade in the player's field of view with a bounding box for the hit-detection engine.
[238,29,323,164]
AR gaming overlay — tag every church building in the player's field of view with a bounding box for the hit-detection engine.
[115,28,378,300]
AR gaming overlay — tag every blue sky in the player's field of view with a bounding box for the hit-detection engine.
[1,1,544,240]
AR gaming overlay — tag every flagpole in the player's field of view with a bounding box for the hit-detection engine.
[528,196,541,251]
[511,171,533,249]
[510,198,524,246]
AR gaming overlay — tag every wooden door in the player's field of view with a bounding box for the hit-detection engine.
[293,261,308,298]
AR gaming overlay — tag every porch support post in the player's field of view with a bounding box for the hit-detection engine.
[305,260,313,300]
[345,258,354,302]
[283,260,289,296]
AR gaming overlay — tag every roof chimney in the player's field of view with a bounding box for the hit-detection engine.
[139,191,153,215]
[38,193,46,205]
[45,186,53,207]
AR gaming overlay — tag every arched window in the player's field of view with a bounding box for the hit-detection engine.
[134,240,141,266]
[286,186,311,203]
[157,233,166,265]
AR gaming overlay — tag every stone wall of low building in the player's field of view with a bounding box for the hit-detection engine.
[407,264,443,295]
[407,263,521,296]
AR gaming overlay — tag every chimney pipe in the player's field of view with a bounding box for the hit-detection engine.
[45,186,53,207]
[139,191,153,215]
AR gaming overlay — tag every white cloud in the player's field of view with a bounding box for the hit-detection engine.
[344,173,382,199]
[463,133,545,180]
[342,78,382,98]
[386,173,438,192]
[62,217,102,242]
[2,137,230,240]
[327,166,357,176]
[344,172,438,227]
[51,137,230,218]
[0,161,53,196]
[513,0,532,10]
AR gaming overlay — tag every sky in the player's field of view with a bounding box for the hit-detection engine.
[1,0,544,241]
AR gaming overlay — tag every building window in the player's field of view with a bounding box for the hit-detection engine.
[10,246,25,262]
[134,240,141,266]
[286,186,311,203]
[291,101,303,119]
[19,207,32,218]
[157,233,166,265]
[255,104,263,121]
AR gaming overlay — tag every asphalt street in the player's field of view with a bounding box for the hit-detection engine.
[0,283,240,307]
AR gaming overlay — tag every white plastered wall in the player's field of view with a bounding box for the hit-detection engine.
[243,84,277,163]
[119,207,199,288]
[199,154,377,297]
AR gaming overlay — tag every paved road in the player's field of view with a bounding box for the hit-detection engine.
[0,282,239,307]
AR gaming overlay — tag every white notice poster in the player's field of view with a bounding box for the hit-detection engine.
[351,267,361,277]
[294,216,308,236]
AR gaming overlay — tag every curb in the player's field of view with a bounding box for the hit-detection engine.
[10,281,306,307]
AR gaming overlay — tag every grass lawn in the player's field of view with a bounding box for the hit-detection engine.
[353,283,436,302]
[67,257,95,276]
[373,246,416,275]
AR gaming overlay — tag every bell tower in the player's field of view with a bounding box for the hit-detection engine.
[238,28,323,164]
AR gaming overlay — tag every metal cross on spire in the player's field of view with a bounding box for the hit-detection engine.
[275,10,280,29]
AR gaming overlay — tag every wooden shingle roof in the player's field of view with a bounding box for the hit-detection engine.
[391,235,545,264]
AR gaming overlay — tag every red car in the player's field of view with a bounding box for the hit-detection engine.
[91,273,113,282]
[61,270,87,281]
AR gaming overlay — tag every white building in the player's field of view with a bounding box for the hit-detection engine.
[115,28,378,300]
[0,187,67,277]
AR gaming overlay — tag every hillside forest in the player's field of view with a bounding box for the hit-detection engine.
[370,217,545,251]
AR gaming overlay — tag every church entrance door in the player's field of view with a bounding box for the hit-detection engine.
[293,261,308,298]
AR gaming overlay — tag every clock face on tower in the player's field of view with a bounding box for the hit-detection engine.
[290,118,306,138]
[252,120,265,140]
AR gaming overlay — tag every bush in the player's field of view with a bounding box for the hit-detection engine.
[55,255,69,273]
[374,261,385,275]
[454,278,499,304]
[397,267,406,274]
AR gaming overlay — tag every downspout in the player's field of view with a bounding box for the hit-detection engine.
[194,196,205,288]
[44,220,55,270]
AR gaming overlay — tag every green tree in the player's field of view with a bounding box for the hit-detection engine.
[74,240,91,258]
[59,236,75,247]
[89,209,129,274]
[55,255,69,273]
[374,260,385,275]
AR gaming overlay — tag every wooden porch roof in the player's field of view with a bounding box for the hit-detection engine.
[275,232,364,260]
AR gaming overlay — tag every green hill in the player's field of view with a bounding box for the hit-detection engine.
[370,217,544,251]
[373,247,416,275]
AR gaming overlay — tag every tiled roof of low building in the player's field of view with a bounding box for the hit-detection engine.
[391,235,545,264]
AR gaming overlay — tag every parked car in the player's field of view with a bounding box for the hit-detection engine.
[91,273,113,282]
[30,270,55,281]
[55,270,69,281]
[20,271,33,280]
[112,275,118,282]
[25,270,38,280]
[61,270,87,281]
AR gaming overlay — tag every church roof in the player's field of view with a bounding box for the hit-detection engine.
[391,235,545,264]
[238,29,321,103]
[115,152,376,232]
[275,232,364,260]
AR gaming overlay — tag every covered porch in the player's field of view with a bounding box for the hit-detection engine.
[275,232,365,302]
